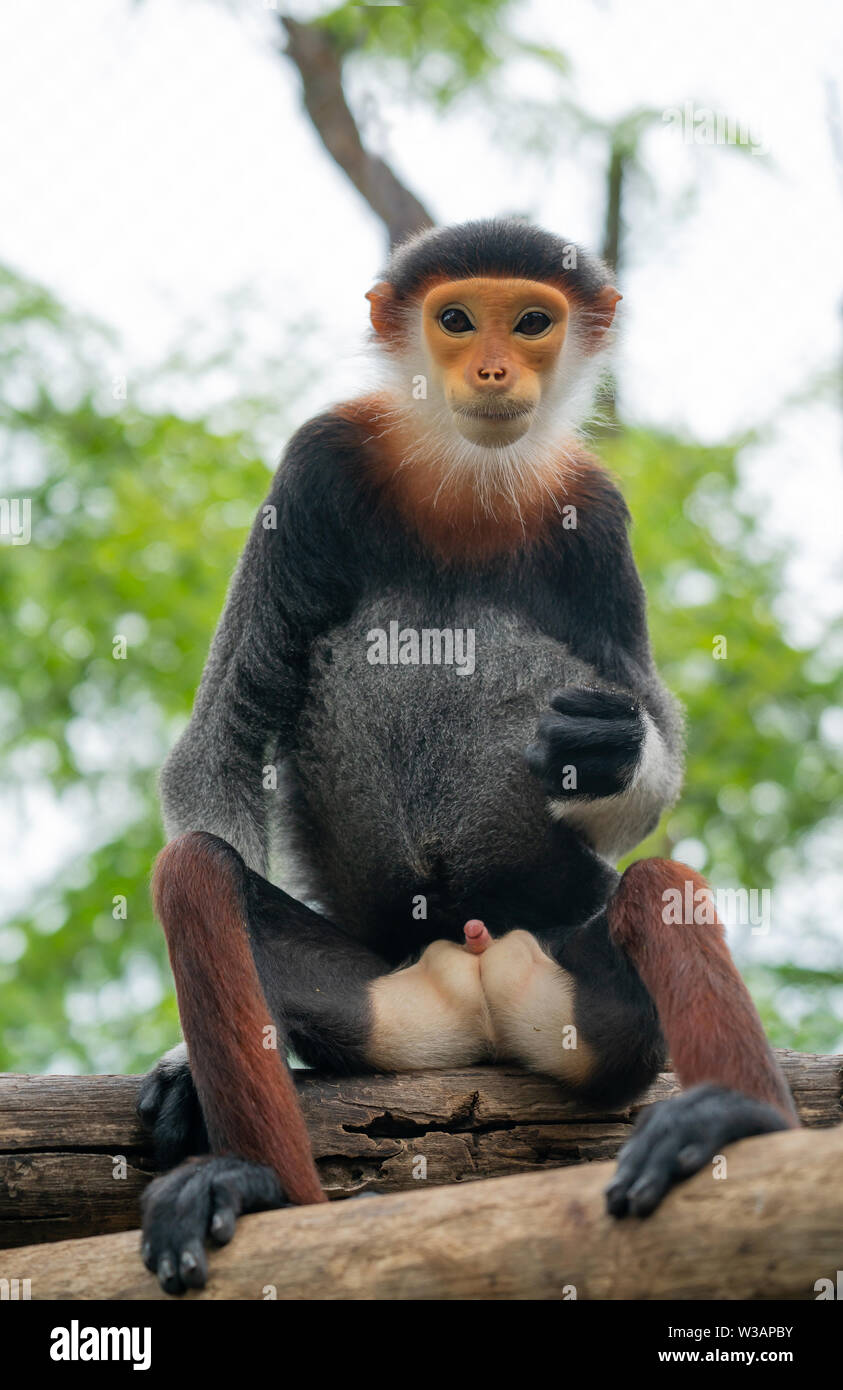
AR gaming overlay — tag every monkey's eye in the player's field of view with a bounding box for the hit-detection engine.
[438,306,475,335]
[514,311,553,337]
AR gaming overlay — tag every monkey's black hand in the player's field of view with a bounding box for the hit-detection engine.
[137,1043,208,1169]
[525,688,645,800]
[141,1155,288,1294]
[605,1084,790,1218]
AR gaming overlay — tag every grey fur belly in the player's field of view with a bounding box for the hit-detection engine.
[287,596,599,909]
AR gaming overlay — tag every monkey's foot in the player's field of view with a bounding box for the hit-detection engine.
[463,918,492,954]
[137,1043,209,1169]
[141,1155,288,1295]
[605,1084,791,1218]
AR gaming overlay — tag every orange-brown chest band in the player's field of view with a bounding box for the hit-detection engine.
[341,396,581,563]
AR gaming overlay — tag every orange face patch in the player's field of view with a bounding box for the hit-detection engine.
[419,278,570,444]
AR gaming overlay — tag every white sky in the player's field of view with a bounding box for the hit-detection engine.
[0,0,841,969]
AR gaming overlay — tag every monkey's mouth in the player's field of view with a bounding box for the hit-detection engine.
[451,400,535,447]
[454,401,534,421]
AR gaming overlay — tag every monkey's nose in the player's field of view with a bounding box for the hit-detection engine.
[476,364,507,382]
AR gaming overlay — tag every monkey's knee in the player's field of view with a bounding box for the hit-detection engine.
[152,831,247,948]
[479,930,596,1086]
[608,856,718,952]
[367,939,493,1071]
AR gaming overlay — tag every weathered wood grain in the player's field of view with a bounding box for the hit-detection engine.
[1,1051,839,1249]
[4,1122,842,1300]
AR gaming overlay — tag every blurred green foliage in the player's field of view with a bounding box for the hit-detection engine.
[0,269,284,1073]
[1,263,840,1074]
[319,0,533,107]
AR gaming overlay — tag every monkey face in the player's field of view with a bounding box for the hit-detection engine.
[366,250,621,465]
[419,277,570,447]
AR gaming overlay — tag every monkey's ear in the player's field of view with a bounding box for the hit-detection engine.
[366,281,400,340]
[577,285,622,354]
[592,286,622,335]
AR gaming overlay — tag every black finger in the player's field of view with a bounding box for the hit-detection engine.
[136,1073,163,1124]
[156,1251,183,1296]
[536,712,639,752]
[178,1241,208,1289]
[549,689,639,720]
[623,1131,685,1217]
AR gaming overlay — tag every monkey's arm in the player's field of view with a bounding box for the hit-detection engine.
[158,537,290,879]
[527,497,684,861]
[159,415,364,877]
[142,416,366,1162]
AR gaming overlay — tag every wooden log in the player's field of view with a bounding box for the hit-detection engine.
[1,1050,840,1249]
[4,1122,843,1300]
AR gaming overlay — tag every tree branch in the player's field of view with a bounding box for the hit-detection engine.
[6,1122,843,1299]
[279,15,435,247]
[1,1051,839,1249]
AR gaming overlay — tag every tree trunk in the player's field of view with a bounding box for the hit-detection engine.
[4,1122,842,1300]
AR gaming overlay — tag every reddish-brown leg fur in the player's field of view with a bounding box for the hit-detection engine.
[152,832,326,1206]
[607,857,797,1124]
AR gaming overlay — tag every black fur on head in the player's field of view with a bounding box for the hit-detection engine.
[381,218,613,303]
